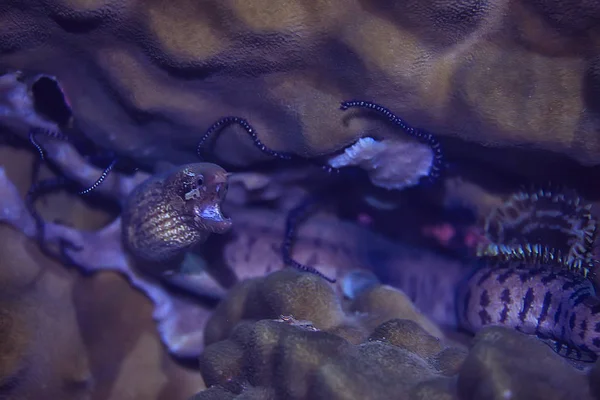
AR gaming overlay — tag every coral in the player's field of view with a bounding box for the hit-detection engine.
[0,222,208,399]
[458,327,595,400]
[220,204,470,328]
[0,146,206,399]
[221,166,328,211]
[1,0,599,171]
[0,72,58,134]
[202,268,446,347]
[196,268,464,400]
[0,127,467,356]
[0,223,92,399]
[0,141,227,358]
[326,137,434,190]
[194,268,596,399]
[1,122,459,359]
[2,72,441,191]
[337,100,445,183]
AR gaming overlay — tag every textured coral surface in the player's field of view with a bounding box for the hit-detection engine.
[221,205,468,328]
[194,268,597,400]
[198,268,461,399]
[1,0,599,168]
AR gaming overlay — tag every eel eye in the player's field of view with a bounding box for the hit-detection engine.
[197,176,204,186]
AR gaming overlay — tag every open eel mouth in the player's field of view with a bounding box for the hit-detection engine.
[195,182,232,234]
[198,203,231,233]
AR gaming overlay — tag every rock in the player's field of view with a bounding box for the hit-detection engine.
[1,0,599,172]
[457,326,594,400]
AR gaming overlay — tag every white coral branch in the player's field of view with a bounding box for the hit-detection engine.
[0,161,216,357]
[327,137,434,190]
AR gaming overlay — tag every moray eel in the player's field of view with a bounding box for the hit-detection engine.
[121,163,231,267]
[457,262,600,361]
[458,187,600,361]
[477,187,597,277]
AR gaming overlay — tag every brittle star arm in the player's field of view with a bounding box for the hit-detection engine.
[32,135,145,201]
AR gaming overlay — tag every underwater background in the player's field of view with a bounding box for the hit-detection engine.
[1,0,600,399]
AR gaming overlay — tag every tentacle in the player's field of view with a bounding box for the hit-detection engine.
[78,158,117,195]
[281,193,336,283]
[340,100,445,182]
[28,127,69,161]
[197,116,293,160]
[28,126,121,196]
[197,116,341,174]
[41,139,146,200]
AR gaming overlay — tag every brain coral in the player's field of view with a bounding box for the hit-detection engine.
[1,0,599,168]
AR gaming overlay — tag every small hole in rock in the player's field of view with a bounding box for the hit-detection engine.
[31,76,72,126]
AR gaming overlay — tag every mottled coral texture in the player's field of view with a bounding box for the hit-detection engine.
[197,268,462,400]
[193,268,598,400]
[1,0,599,168]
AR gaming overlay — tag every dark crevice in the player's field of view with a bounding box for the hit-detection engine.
[31,76,72,127]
